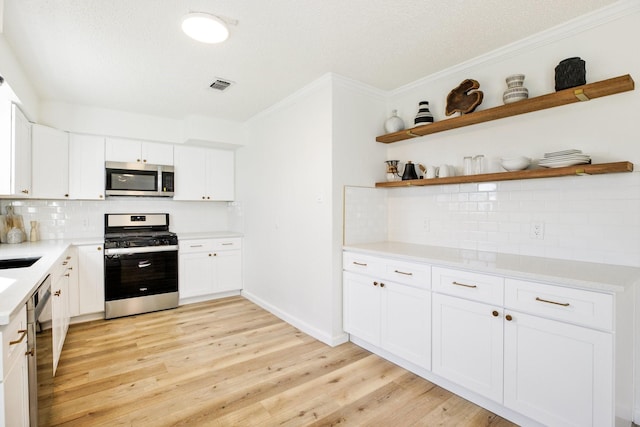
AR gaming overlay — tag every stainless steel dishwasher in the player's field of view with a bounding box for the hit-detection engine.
[26,274,52,427]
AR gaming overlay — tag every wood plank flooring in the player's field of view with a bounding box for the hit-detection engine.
[38,296,517,426]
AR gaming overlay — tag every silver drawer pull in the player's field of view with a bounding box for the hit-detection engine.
[190,244,204,248]
[535,297,570,307]
[221,243,234,246]
[452,281,477,289]
[138,261,151,268]
[394,270,413,276]
[353,261,367,266]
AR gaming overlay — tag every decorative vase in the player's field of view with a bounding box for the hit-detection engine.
[30,221,39,242]
[385,160,400,182]
[414,101,434,126]
[502,74,529,104]
[555,57,586,91]
[384,110,405,133]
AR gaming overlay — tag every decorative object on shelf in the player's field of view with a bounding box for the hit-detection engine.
[401,161,419,180]
[500,156,531,171]
[445,79,484,116]
[30,221,39,242]
[425,165,438,179]
[537,149,591,168]
[463,156,473,175]
[384,110,405,133]
[385,160,401,182]
[414,101,434,126]
[502,74,529,104]
[473,154,485,174]
[7,227,23,244]
[555,57,586,91]
[437,164,454,178]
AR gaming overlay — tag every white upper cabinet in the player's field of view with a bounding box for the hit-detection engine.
[32,124,70,199]
[105,138,174,165]
[0,102,31,197]
[68,134,105,200]
[173,145,234,201]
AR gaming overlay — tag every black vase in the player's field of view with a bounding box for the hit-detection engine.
[554,57,586,91]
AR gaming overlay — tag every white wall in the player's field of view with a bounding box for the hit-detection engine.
[238,75,336,343]
[238,74,386,345]
[380,3,640,267]
[0,34,39,120]
[39,101,244,147]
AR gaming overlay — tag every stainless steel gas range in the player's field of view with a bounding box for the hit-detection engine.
[103,213,178,319]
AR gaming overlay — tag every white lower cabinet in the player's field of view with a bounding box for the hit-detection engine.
[344,252,622,427]
[179,238,242,301]
[74,244,105,315]
[432,293,504,402]
[343,253,431,370]
[51,254,71,375]
[0,305,29,427]
[503,310,613,427]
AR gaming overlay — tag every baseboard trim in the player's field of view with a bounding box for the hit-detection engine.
[241,290,348,347]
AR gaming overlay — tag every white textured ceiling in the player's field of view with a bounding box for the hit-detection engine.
[2,0,618,122]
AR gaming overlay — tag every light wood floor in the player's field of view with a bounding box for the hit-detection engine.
[38,296,518,426]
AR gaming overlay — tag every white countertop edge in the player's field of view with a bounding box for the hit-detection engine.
[0,240,72,325]
[178,231,244,240]
[343,242,640,293]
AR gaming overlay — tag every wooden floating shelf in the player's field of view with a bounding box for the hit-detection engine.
[376,74,635,144]
[374,162,634,188]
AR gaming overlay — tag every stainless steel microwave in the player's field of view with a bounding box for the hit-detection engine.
[105,161,175,197]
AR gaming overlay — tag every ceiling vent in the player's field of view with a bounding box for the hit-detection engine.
[209,78,234,91]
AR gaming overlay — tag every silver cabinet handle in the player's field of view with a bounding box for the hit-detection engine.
[535,297,570,307]
[452,281,477,288]
[190,244,204,248]
[138,261,151,268]
[353,261,367,266]
[394,270,413,276]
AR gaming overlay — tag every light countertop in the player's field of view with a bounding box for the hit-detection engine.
[0,240,73,325]
[344,241,640,293]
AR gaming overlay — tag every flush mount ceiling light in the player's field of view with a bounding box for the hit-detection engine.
[182,12,229,44]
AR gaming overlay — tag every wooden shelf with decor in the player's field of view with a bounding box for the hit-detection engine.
[376,74,635,144]
[375,161,634,188]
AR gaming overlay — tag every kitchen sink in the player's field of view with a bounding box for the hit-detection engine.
[0,257,41,270]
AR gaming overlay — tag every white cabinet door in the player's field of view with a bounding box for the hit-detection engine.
[51,267,69,376]
[432,293,504,402]
[105,138,174,165]
[12,104,31,198]
[1,350,29,427]
[0,306,29,427]
[206,148,234,201]
[381,281,431,369]
[76,245,105,315]
[174,146,234,201]
[32,124,69,199]
[173,145,207,200]
[0,103,32,197]
[142,142,173,165]
[343,271,381,346]
[214,250,242,292]
[179,251,214,299]
[504,310,613,427]
[69,134,105,200]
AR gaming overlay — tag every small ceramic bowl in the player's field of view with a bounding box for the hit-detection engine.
[500,156,531,171]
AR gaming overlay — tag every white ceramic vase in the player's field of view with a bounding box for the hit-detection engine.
[503,74,529,104]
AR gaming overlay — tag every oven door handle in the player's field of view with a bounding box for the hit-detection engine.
[138,260,151,268]
[104,245,178,255]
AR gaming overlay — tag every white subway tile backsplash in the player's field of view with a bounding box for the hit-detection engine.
[346,171,640,267]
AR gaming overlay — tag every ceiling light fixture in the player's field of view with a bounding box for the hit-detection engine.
[181,12,229,44]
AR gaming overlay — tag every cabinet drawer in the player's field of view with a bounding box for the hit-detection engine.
[382,259,430,289]
[1,304,27,379]
[343,252,384,276]
[179,240,213,253]
[504,279,613,330]
[432,267,503,305]
[211,238,242,251]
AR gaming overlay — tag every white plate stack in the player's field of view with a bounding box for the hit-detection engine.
[538,149,591,168]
